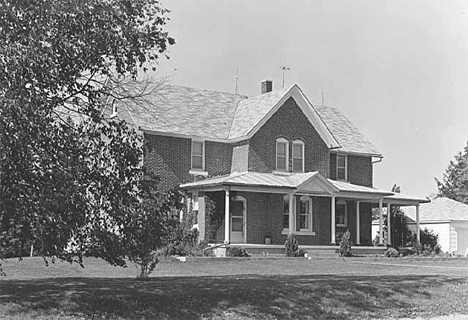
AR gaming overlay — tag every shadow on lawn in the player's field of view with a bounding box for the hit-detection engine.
[0,274,465,319]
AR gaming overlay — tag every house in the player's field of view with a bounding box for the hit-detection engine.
[372,197,468,255]
[117,80,429,250]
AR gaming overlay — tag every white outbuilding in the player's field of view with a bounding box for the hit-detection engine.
[372,197,468,255]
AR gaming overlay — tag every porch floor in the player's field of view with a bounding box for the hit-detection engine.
[212,244,386,257]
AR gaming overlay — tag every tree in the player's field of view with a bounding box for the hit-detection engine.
[374,184,413,247]
[436,142,468,205]
[124,172,186,278]
[0,0,174,266]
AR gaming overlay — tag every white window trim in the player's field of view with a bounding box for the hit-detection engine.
[282,195,316,235]
[336,200,348,227]
[292,140,305,173]
[299,195,313,232]
[336,154,348,182]
[191,139,206,171]
[276,138,289,172]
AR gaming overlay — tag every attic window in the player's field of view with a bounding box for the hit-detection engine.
[337,154,347,181]
[276,138,289,171]
[191,140,205,170]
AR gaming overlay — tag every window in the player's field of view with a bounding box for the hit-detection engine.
[191,140,205,170]
[283,195,289,229]
[170,208,180,221]
[299,196,312,231]
[192,194,199,225]
[335,200,347,227]
[336,154,347,181]
[276,138,289,171]
[292,140,304,172]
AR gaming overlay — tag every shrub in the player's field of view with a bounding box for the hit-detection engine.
[339,230,352,257]
[228,247,250,257]
[285,234,300,257]
[384,247,400,257]
[161,219,199,257]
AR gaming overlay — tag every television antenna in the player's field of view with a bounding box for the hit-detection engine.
[279,65,290,88]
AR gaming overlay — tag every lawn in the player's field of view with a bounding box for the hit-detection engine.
[0,257,467,319]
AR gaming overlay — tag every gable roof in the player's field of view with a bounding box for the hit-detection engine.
[403,197,468,222]
[117,83,379,155]
[315,105,381,157]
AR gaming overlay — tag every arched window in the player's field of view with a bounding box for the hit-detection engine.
[276,138,289,171]
[292,140,304,173]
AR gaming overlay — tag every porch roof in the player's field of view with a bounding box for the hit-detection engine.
[180,171,321,191]
[328,179,393,196]
[180,171,429,204]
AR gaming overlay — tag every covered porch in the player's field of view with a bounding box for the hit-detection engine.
[181,171,430,248]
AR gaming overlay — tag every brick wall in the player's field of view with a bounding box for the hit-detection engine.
[248,97,330,177]
[347,155,373,187]
[329,153,373,187]
[231,141,249,173]
[144,134,234,191]
[234,192,332,245]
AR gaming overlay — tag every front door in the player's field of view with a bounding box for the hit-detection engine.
[230,196,246,243]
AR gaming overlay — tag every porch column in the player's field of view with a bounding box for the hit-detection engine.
[379,199,384,245]
[331,196,336,244]
[224,189,230,243]
[356,201,361,245]
[387,203,392,246]
[416,204,420,244]
[288,193,294,235]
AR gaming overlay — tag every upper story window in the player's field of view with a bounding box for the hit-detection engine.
[292,140,304,173]
[336,154,347,181]
[276,138,289,171]
[191,140,205,170]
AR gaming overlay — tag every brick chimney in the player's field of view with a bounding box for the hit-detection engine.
[261,80,273,94]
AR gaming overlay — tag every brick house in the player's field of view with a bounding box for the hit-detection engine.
[118,80,429,248]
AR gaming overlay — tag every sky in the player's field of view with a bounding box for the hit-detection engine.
[154,0,468,198]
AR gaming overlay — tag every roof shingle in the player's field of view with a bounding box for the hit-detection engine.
[315,105,381,156]
[118,84,380,155]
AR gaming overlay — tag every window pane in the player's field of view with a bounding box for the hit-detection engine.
[232,217,243,231]
[192,155,203,169]
[283,196,289,214]
[337,155,346,167]
[277,142,286,156]
[193,210,198,224]
[283,214,289,229]
[192,141,203,155]
[336,204,346,225]
[277,156,287,170]
[293,144,303,157]
[337,168,346,180]
[193,195,199,211]
[300,200,308,214]
[300,215,308,229]
[293,158,303,172]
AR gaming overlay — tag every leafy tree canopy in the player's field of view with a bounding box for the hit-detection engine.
[436,142,468,205]
[0,0,174,266]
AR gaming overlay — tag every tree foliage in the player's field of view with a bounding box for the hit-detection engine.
[436,142,468,205]
[0,0,174,265]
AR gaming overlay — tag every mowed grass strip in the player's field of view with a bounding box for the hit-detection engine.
[0,257,467,319]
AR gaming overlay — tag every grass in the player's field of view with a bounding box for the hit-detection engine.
[0,257,467,319]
